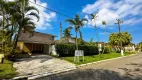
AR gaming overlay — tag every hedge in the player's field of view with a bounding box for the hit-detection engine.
[55,44,111,57]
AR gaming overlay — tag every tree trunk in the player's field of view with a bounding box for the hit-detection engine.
[76,31,78,50]
[11,28,22,55]
[1,58,4,63]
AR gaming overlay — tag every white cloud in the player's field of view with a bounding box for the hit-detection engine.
[6,0,56,30]
[29,0,56,30]
[82,0,142,27]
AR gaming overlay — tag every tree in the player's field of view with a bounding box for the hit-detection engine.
[137,42,142,51]
[63,26,72,38]
[0,0,39,56]
[66,14,87,50]
[101,21,107,56]
[109,32,132,52]
[11,0,39,54]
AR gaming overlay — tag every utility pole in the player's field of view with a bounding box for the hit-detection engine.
[115,19,123,56]
[60,22,62,40]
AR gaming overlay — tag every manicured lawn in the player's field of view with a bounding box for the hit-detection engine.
[0,59,17,79]
[62,52,136,65]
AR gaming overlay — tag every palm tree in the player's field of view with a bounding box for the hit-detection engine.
[0,0,39,57]
[91,12,103,57]
[109,32,132,52]
[90,12,99,42]
[66,14,87,50]
[101,21,107,56]
[63,26,72,38]
[11,0,39,54]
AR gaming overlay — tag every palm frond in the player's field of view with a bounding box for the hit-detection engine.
[66,19,76,25]
[81,18,88,22]
[25,6,39,14]
[27,12,39,21]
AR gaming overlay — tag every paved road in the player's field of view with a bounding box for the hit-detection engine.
[36,53,142,80]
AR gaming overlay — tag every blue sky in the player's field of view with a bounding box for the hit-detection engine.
[30,0,142,44]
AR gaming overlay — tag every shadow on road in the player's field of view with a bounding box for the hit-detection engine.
[35,69,142,80]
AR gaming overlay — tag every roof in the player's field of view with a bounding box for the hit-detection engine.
[18,31,56,44]
[56,38,75,44]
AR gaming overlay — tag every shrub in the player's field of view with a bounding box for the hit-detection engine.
[13,49,31,59]
[103,46,111,53]
[55,44,111,57]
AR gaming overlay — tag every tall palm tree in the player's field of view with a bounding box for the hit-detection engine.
[11,0,39,54]
[90,12,99,42]
[66,14,87,50]
[101,21,107,56]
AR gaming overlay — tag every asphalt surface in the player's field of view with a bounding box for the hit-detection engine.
[35,53,142,80]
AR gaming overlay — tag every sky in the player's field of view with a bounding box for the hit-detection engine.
[9,0,142,44]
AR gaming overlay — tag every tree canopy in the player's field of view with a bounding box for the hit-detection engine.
[66,14,87,49]
[0,0,39,57]
[109,32,132,47]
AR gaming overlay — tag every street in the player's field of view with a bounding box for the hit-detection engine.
[36,53,142,80]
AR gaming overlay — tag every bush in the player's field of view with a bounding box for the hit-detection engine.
[13,49,31,59]
[103,46,111,53]
[56,44,111,57]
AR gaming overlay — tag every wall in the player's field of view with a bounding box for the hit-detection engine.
[43,45,49,54]
[17,42,32,53]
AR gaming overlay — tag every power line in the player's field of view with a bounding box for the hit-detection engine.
[29,1,114,34]
[29,1,73,19]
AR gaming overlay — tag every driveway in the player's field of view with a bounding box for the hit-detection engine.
[36,53,142,80]
[13,55,76,76]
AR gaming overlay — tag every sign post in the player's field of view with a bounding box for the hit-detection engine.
[98,44,102,51]
[74,50,84,63]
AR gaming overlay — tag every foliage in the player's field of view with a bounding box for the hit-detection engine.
[13,49,31,58]
[0,30,13,58]
[0,0,39,57]
[137,42,142,51]
[66,14,87,50]
[109,32,132,47]
[0,59,16,79]
[77,38,86,45]
[63,26,72,38]
[56,44,111,57]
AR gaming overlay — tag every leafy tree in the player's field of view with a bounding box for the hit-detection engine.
[109,32,132,51]
[0,0,39,57]
[66,14,87,50]
[137,42,142,51]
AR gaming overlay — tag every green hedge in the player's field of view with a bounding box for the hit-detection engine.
[56,44,111,57]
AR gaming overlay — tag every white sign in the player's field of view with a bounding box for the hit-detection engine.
[99,48,102,51]
[74,50,84,62]
[75,50,84,56]
[98,44,102,51]
[98,44,102,48]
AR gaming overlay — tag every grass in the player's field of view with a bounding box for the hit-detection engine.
[62,52,136,65]
[0,59,17,79]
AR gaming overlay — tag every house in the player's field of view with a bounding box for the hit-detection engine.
[124,46,135,52]
[17,31,56,54]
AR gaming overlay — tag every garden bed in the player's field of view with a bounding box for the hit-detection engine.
[0,59,17,79]
[61,52,136,65]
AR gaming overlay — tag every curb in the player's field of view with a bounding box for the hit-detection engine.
[13,66,76,80]
[77,54,136,68]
